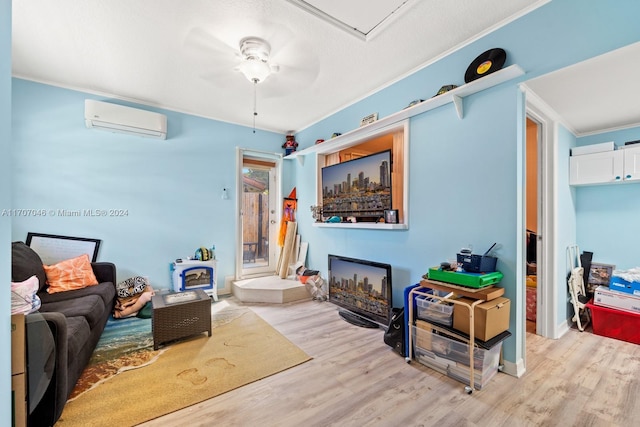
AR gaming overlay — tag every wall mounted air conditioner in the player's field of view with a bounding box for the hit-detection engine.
[84,99,167,139]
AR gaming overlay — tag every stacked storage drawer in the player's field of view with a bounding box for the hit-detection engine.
[416,295,454,326]
[412,320,501,390]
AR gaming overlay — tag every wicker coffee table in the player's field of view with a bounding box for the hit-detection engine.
[152,289,212,350]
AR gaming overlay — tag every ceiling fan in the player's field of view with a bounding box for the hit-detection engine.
[184,27,319,97]
[184,27,319,131]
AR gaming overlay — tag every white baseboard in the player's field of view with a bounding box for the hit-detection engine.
[501,358,526,378]
[220,275,234,296]
[556,319,571,338]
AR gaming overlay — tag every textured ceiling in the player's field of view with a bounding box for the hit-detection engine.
[13,0,546,134]
[525,41,640,136]
[286,0,412,38]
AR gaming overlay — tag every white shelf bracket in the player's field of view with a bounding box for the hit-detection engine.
[296,154,305,166]
[453,95,463,119]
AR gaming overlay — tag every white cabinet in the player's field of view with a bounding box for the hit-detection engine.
[570,146,640,186]
[623,146,640,182]
[569,150,622,185]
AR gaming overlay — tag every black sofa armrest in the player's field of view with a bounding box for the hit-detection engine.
[91,262,116,284]
[28,312,68,427]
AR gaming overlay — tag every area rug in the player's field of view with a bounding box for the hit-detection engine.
[56,300,311,426]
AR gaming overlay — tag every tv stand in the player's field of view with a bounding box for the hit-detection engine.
[338,310,379,329]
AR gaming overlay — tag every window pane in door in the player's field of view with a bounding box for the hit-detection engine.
[241,166,270,270]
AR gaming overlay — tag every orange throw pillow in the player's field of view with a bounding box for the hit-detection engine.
[43,254,99,294]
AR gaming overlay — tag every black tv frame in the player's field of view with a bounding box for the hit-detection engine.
[328,254,392,329]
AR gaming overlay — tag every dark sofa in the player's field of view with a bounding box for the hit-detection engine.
[11,242,116,427]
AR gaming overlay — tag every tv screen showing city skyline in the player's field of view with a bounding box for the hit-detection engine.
[321,150,392,221]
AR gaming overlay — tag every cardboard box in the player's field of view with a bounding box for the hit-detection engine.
[594,285,640,314]
[12,373,27,427]
[11,314,25,375]
[453,297,510,341]
[609,276,640,296]
[414,320,433,350]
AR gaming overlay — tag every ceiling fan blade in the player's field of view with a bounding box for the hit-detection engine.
[258,72,317,98]
[183,27,238,58]
[200,68,247,87]
[258,47,320,98]
[183,27,241,85]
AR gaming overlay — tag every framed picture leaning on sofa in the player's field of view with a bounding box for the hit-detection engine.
[26,232,101,264]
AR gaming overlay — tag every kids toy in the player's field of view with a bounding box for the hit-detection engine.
[282,134,298,156]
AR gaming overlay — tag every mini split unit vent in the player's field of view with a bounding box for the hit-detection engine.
[84,100,167,139]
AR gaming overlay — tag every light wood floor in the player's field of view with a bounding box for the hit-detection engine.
[140,298,640,427]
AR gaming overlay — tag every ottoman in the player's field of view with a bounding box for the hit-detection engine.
[152,289,212,350]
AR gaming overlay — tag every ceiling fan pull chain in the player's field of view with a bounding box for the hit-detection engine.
[253,78,258,133]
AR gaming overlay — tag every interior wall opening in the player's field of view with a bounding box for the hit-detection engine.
[525,117,541,336]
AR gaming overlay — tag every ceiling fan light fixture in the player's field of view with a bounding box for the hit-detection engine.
[238,37,272,83]
[238,58,272,83]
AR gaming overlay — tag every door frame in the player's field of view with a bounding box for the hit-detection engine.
[524,87,559,340]
[235,148,283,280]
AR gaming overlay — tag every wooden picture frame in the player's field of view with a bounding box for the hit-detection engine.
[26,232,101,264]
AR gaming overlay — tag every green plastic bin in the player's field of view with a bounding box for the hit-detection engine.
[427,267,503,288]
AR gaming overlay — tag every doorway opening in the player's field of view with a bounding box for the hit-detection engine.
[525,117,541,335]
[236,149,281,279]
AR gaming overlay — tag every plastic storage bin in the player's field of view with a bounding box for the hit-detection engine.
[412,325,501,390]
[586,301,640,344]
[416,295,453,326]
[427,268,503,288]
[456,253,497,273]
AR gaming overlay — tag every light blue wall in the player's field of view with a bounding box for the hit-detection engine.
[556,125,578,325]
[1,1,11,424]
[11,79,284,288]
[576,127,640,270]
[291,0,640,364]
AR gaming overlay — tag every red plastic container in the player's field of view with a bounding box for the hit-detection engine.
[586,301,640,345]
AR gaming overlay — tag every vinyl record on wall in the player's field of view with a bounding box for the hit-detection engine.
[464,48,506,83]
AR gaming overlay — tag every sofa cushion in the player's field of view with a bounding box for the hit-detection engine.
[38,281,116,308]
[43,254,99,294]
[39,294,106,329]
[12,241,48,293]
[65,316,91,370]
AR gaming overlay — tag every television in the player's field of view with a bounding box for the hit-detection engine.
[321,150,392,222]
[328,254,392,328]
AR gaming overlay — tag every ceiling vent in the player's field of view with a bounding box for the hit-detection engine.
[84,100,167,139]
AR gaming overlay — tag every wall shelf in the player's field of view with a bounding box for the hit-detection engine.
[312,222,408,230]
[286,64,524,163]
